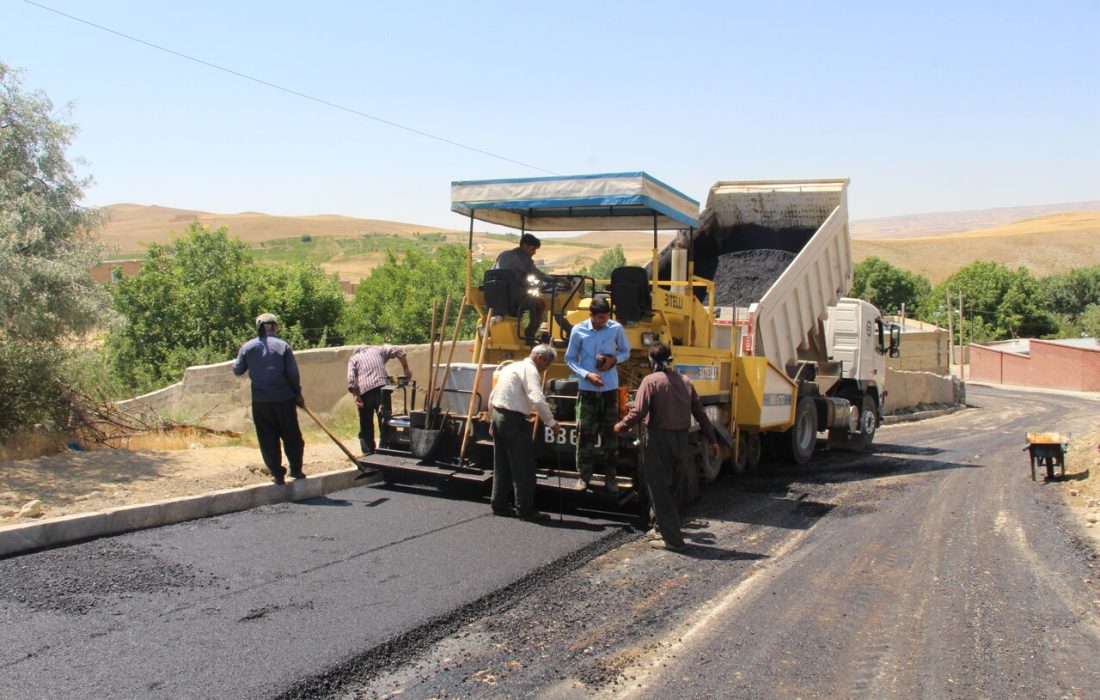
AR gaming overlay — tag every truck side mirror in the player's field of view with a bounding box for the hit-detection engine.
[888,325,901,358]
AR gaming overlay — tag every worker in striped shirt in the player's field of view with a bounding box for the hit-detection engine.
[347,344,412,457]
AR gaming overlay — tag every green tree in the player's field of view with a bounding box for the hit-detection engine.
[1038,265,1100,331]
[920,261,1056,342]
[260,262,346,346]
[343,244,488,344]
[581,244,627,281]
[108,222,345,391]
[1079,304,1100,339]
[0,62,111,436]
[851,257,931,314]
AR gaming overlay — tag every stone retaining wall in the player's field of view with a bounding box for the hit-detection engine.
[119,342,963,433]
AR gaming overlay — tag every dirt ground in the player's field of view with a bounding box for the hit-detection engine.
[0,435,352,527]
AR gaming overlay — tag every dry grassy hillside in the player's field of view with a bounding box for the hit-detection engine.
[96,203,1100,286]
[99,204,458,254]
[852,211,1100,283]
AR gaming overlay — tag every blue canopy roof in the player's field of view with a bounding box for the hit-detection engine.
[451,172,699,231]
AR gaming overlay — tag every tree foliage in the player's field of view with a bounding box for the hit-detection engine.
[1037,265,1100,335]
[0,62,112,436]
[919,261,1056,343]
[107,222,345,391]
[580,244,627,282]
[343,244,489,344]
[851,257,931,314]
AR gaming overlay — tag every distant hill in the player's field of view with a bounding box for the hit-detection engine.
[851,201,1100,239]
[96,202,1100,286]
[852,210,1100,283]
[98,204,459,255]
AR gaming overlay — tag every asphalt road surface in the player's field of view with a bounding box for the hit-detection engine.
[2,385,1097,699]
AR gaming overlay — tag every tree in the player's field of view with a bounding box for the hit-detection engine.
[107,222,345,391]
[1038,266,1100,335]
[0,62,112,436]
[851,257,931,315]
[1079,304,1100,339]
[343,244,489,344]
[260,262,346,346]
[581,244,627,282]
[920,261,1056,342]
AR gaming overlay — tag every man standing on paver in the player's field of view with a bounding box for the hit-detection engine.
[488,344,562,521]
[347,343,412,459]
[614,343,719,551]
[565,296,631,493]
[233,313,306,485]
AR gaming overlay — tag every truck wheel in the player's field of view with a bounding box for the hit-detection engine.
[733,433,748,473]
[784,398,818,464]
[828,394,877,452]
[853,395,878,450]
[745,433,762,469]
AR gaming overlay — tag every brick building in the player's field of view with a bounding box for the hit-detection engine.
[969,338,1100,391]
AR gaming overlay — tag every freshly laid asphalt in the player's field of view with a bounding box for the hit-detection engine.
[0,480,630,699]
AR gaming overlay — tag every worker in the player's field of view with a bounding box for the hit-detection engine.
[347,343,413,463]
[232,313,306,485]
[614,343,719,551]
[491,232,552,339]
[565,296,631,493]
[488,344,562,521]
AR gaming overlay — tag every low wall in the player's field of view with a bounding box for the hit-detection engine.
[885,368,965,412]
[119,341,476,433]
[119,342,960,432]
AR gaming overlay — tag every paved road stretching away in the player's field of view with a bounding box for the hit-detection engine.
[334,385,1100,699]
[0,480,629,699]
[3,385,1097,699]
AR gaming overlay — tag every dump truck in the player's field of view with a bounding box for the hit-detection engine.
[359,172,899,506]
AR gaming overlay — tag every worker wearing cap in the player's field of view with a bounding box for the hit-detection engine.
[614,343,719,551]
[232,313,306,485]
[565,296,631,493]
[488,344,562,521]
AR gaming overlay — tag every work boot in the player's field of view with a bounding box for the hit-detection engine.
[359,439,374,457]
[289,469,307,479]
[650,539,685,552]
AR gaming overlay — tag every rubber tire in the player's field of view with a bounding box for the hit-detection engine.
[745,432,762,469]
[784,397,818,465]
[733,433,748,473]
[828,394,878,452]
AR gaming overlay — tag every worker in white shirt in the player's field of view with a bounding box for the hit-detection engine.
[488,344,562,521]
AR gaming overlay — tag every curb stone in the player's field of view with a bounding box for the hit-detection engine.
[883,404,965,425]
[0,468,379,558]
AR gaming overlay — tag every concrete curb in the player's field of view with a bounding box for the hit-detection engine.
[0,468,379,558]
[883,404,965,425]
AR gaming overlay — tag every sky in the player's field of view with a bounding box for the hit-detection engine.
[2,0,1098,230]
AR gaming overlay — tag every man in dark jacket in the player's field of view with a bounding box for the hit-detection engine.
[614,343,719,551]
[232,313,306,485]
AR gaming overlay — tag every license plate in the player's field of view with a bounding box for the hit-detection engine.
[541,424,602,450]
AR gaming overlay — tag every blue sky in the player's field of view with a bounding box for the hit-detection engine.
[3,0,1098,229]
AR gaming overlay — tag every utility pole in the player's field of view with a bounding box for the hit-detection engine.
[945,288,954,368]
[958,290,965,372]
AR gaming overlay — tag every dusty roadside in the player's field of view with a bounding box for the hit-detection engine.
[0,435,352,528]
[1060,426,1100,550]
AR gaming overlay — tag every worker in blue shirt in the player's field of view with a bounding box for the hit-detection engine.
[232,313,306,485]
[564,296,631,492]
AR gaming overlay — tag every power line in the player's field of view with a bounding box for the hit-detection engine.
[22,0,559,176]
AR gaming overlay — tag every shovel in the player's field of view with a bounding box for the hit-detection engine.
[300,404,375,478]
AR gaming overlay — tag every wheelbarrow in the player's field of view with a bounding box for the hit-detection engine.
[1024,432,1069,481]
